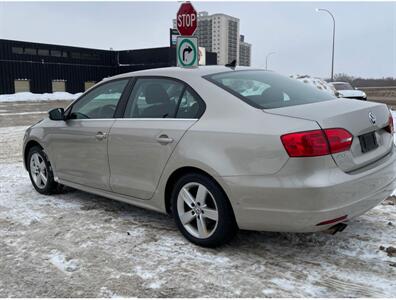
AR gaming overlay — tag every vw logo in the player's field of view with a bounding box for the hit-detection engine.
[368,112,376,125]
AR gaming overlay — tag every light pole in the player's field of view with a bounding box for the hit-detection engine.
[265,52,276,70]
[316,8,335,81]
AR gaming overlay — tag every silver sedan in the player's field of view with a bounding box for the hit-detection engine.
[23,66,396,247]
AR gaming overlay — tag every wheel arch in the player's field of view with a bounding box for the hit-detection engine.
[24,140,43,170]
[164,166,235,219]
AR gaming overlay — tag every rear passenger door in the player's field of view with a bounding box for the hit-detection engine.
[108,77,205,200]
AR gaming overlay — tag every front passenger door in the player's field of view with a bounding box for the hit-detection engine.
[49,79,129,190]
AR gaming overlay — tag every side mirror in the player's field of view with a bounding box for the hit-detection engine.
[48,108,65,121]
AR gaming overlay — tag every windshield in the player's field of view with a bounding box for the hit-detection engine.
[204,70,336,109]
[332,83,354,90]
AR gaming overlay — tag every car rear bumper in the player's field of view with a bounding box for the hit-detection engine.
[222,147,396,232]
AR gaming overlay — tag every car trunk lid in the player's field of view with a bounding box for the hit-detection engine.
[265,99,393,172]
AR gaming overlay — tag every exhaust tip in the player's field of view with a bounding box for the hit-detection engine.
[325,222,348,235]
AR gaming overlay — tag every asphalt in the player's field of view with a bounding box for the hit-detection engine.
[0,100,71,127]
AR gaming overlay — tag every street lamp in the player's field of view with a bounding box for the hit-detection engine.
[265,52,276,70]
[316,8,336,81]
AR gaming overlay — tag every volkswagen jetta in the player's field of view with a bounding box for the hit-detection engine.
[23,66,396,247]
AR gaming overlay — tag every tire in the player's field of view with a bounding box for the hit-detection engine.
[27,146,63,195]
[171,173,237,247]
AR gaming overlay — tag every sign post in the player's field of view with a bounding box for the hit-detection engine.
[176,37,198,68]
[176,2,198,68]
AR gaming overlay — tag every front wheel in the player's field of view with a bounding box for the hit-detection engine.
[28,146,62,195]
[171,173,237,247]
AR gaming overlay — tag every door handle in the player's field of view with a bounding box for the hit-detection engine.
[156,134,174,145]
[95,131,107,141]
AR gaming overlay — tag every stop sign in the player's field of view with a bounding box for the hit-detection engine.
[176,2,197,36]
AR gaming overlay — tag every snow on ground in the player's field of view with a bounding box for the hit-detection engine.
[0,126,395,297]
[0,92,82,102]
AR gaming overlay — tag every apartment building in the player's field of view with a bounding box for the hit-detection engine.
[239,35,252,66]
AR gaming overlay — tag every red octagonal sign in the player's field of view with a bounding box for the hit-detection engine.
[176,2,197,36]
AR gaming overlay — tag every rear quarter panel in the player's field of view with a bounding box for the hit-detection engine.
[164,76,322,177]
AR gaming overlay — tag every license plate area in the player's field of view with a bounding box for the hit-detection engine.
[359,131,378,153]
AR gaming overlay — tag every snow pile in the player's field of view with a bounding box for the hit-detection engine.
[0,92,82,102]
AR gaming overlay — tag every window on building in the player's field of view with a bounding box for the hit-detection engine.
[12,47,23,54]
[52,80,66,92]
[14,79,30,93]
[80,53,100,61]
[24,48,37,55]
[37,49,49,56]
[62,51,68,58]
[71,52,81,59]
[51,50,61,57]
[81,53,91,60]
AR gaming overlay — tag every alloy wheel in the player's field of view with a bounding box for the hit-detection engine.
[30,153,48,189]
[177,182,219,239]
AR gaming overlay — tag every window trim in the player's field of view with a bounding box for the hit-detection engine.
[65,78,132,120]
[120,75,206,120]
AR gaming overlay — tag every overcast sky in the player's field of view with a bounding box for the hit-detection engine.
[0,1,395,78]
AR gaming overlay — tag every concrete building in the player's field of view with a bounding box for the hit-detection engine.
[239,35,252,66]
[173,11,251,66]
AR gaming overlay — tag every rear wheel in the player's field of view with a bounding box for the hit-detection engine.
[28,146,62,195]
[171,173,237,247]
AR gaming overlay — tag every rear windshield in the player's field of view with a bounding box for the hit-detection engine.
[205,70,336,109]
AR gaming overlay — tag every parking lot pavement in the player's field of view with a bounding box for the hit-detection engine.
[0,102,395,297]
[0,100,71,127]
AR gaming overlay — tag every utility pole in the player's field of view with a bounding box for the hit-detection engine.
[316,8,336,81]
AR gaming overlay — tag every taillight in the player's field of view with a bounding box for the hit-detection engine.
[324,128,353,154]
[281,130,328,157]
[385,113,394,134]
[281,128,353,157]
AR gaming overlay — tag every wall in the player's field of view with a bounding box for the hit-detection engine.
[0,39,217,94]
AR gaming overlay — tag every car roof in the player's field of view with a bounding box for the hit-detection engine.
[107,65,258,81]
